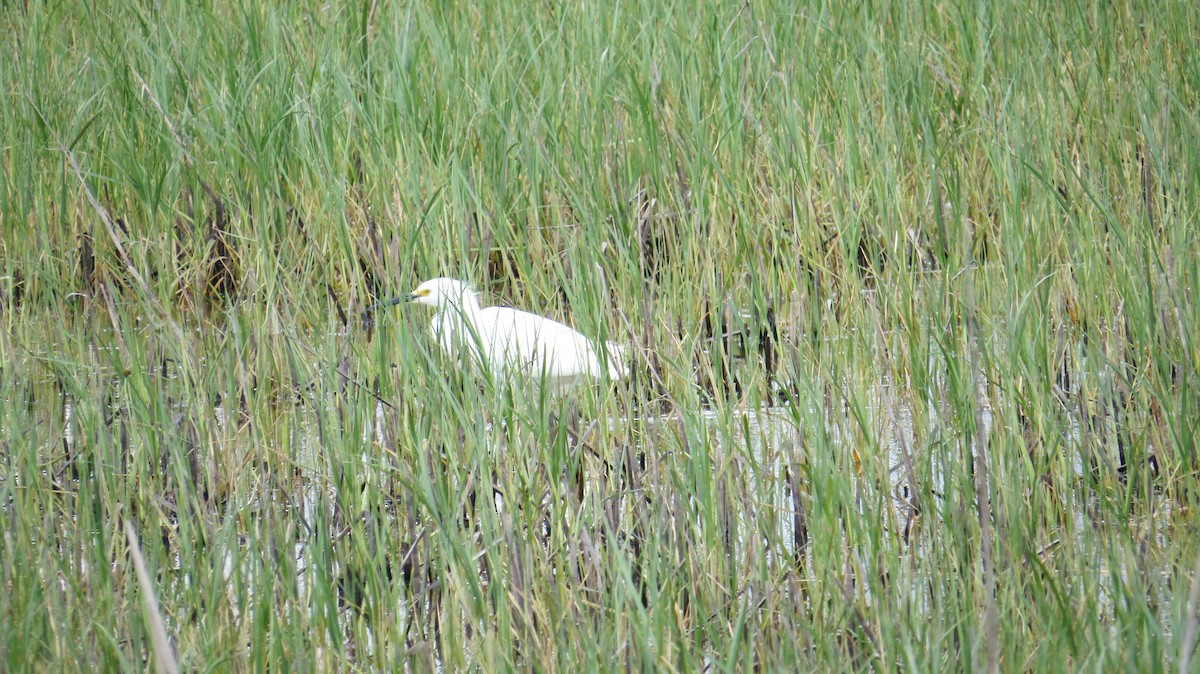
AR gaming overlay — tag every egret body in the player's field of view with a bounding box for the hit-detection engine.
[374,278,625,388]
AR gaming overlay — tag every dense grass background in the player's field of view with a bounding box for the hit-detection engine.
[2,0,1198,670]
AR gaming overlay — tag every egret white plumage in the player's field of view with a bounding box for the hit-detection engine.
[370,278,626,388]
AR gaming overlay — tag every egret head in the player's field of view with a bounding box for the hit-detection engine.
[408,277,478,310]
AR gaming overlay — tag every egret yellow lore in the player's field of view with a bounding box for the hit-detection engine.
[371,278,627,387]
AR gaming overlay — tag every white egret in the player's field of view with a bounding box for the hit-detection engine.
[370,278,626,388]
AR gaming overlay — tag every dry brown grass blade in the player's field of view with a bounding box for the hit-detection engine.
[1179,543,1200,674]
[125,519,180,674]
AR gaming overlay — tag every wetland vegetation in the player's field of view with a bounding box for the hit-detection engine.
[1,0,1199,670]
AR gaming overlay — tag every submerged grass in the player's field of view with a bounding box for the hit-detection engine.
[2,0,1199,670]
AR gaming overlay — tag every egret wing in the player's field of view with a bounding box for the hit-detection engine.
[477,307,605,380]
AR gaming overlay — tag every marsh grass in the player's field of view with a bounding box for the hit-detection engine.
[2,0,1199,670]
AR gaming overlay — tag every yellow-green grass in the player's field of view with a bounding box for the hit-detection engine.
[1,0,1198,670]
